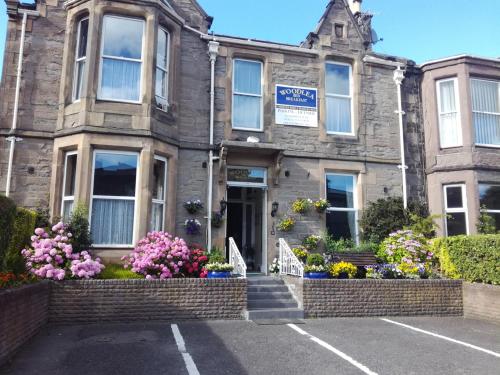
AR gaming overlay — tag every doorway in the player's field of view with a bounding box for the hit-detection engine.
[226,187,265,273]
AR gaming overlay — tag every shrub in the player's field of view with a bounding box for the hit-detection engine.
[122,231,191,279]
[306,253,325,266]
[208,247,226,264]
[330,261,357,279]
[185,247,208,278]
[477,206,497,234]
[432,235,500,284]
[3,208,37,274]
[99,264,143,279]
[22,222,104,280]
[323,234,355,254]
[292,246,308,263]
[34,206,51,231]
[377,230,433,265]
[67,203,92,253]
[0,272,36,289]
[408,213,441,238]
[359,197,427,244]
[302,234,321,250]
[0,195,17,268]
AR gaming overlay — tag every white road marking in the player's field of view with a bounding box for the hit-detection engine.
[171,324,201,375]
[288,324,378,375]
[380,318,500,358]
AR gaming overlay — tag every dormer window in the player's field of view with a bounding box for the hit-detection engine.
[72,17,88,102]
[98,15,145,103]
[155,28,170,109]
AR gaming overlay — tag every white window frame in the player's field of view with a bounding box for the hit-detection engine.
[61,151,77,220]
[72,17,89,102]
[479,183,500,219]
[443,184,469,236]
[155,27,170,108]
[97,15,145,104]
[232,58,264,132]
[471,78,500,148]
[89,150,140,247]
[325,61,354,136]
[151,155,168,232]
[325,172,358,243]
[436,78,462,148]
[227,166,267,188]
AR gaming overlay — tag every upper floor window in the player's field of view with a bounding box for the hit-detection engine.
[444,184,468,236]
[471,79,500,147]
[155,28,170,107]
[325,62,353,135]
[436,78,462,148]
[98,15,144,103]
[326,173,358,242]
[232,59,263,131]
[479,183,500,231]
[72,17,88,102]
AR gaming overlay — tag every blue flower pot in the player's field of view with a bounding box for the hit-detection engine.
[207,271,231,279]
[305,272,329,279]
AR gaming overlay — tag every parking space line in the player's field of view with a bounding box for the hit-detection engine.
[171,324,201,375]
[380,318,500,358]
[288,324,378,375]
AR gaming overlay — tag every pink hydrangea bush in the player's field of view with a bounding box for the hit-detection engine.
[121,231,191,279]
[22,222,104,280]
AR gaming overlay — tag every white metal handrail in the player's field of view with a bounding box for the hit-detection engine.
[279,238,304,278]
[229,237,247,278]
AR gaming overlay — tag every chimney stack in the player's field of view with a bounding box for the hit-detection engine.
[348,0,362,14]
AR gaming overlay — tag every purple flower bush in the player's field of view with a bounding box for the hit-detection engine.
[22,222,104,280]
[121,231,191,279]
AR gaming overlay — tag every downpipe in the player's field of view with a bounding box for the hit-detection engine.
[393,66,408,209]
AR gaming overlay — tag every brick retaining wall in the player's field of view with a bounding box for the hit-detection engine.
[0,281,50,367]
[49,279,247,323]
[463,282,500,325]
[302,279,463,318]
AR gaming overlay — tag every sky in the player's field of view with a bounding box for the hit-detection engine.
[0,0,498,74]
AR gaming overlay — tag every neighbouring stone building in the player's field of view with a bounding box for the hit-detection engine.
[0,0,498,270]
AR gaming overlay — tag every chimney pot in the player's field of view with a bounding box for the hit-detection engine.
[348,0,362,14]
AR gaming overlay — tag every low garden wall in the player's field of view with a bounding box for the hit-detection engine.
[49,279,247,323]
[463,282,500,325]
[294,279,463,318]
[0,281,50,367]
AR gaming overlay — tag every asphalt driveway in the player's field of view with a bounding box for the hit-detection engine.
[1,317,499,375]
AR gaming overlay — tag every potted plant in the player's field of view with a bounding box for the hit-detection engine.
[304,253,328,279]
[206,262,234,278]
[303,234,321,251]
[269,258,280,275]
[184,219,201,235]
[211,212,224,228]
[314,198,330,213]
[183,199,203,214]
[292,198,312,214]
[277,216,295,232]
[292,246,309,263]
[329,261,357,279]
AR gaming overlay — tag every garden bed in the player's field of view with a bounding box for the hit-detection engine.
[283,278,463,318]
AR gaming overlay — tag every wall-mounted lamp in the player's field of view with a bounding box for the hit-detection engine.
[271,201,279,217]
[219,199,227,215]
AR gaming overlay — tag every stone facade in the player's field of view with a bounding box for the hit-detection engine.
[301,279,463,318]
[49,278,247,322]
[0,281,50,367]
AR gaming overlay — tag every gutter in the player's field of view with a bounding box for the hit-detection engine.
[5,8,40,197]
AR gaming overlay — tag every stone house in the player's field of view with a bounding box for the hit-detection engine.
[0,0,497,271]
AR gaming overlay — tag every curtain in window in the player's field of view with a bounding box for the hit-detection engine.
[101,59,141,102]
[326,96,351,133]
[233,95,261,129]
[471,79,500,145]
[62,200,74,223]
[233,60,261,129]
[234,60,261,95]
[91,199,135,245]
[439,80,461,147]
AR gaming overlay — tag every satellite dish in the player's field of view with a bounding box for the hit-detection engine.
[371,28,383,45]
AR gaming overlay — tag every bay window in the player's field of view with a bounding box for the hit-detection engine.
[98,15,144,103]
[90,151,138,246]
[326,62,353,135]
[436,78,462,148]
[479,184,500,231]
[232,59,263,131]
[444,184,468,236]
[326,173,358,241]
[471,79,500,146]
[151,156,167,232]
[61,152,77,222]
[73,17,89,102]
[155,28,170,107]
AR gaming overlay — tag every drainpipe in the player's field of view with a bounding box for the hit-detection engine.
[393,66,408,209]
[207,40,219,251]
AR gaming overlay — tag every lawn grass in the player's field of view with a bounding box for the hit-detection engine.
[99,264,144,280]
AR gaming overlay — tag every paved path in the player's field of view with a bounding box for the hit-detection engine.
[1,318,499,375]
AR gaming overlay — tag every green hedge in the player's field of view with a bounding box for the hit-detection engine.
[433,235,500,285]
[0,195,17,267]
[3,207,37,274]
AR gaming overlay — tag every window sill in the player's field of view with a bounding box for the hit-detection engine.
[232,127,265,133]
[475,144,500,149]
